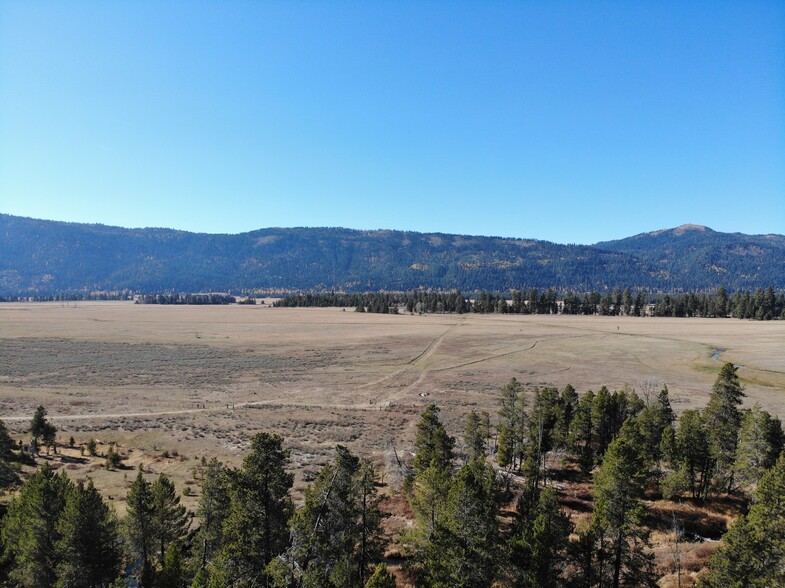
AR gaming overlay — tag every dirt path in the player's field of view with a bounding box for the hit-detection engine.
[353,318,464,391]
[1,398,391,423]
[431,339,540,372]
[3,320,470,424]
[406,318,464,365]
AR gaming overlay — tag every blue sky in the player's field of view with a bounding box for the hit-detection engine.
[1,1,783,244]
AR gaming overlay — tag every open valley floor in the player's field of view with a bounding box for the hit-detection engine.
[2,302,784,500]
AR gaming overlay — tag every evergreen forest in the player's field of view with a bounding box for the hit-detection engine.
[2,214,784,296]
[274,286,785,321]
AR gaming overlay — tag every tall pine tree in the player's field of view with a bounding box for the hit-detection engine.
[2,464,70,587]
[191,458,231,574]
[509,487,571,587]
[704,363,745,494]
[218,432,294,587]
[125,469,156,587]
[55,480,121,587]
[288,445,384,588]
[150,474,189,572]
[592,419,656,588]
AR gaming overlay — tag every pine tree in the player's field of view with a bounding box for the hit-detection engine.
[2,463,71,587]
[29,406,47,446]
[0,453,18,490]
[569,521,600,588]
[704,363,745,494]
[699,452,785,587]
[523,387,561,489]
[29,406,56,455]
[413,404,455,475]
[635,387,674,466]
[715,287,728,318]
[734,404,777,488]
[633,290,646,317]
[151,474,189,571]
[568,390,595,474]
[159,543,185,588]
[289,446,384,588]
[218,432,293,587]
[592,387,615,458]
[497,421,514,471]
[509,487,571,587]
[105,445,122,470]
[357,460,385,586]
[0,418,15,461]
[498,378,526,470]
[765,416,785,467]
[407,424,454,583]
[410,457,452,546]
[555,384,579,450]
[192,458,231,574]
[126,469,156,587]
[0,418,19,489]
[418,460,499,588]
[479,411,492,456]
[464,410,486,463]
[675,409,710,498]
[620,288,631,316]
[592,419,656,588]
[55,480,121,587]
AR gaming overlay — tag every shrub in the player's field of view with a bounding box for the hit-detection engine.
[106,447,122,470]
[661,466,690,500]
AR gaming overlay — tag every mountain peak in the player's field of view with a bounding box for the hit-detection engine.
[651,224,711,237]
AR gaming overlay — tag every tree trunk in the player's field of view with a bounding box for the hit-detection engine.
[612,529,624,588]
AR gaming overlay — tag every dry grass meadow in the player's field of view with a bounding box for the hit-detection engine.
[1,301,784,537]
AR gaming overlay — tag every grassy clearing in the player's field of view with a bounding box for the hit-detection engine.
[2,302,782,584]
[2,302,784,453]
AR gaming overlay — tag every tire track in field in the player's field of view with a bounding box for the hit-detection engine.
[394,371,430,402]
[430,339,541,372]
[390,326,551,400]
[0,398,386,423]
[353,318,464,391]
[406,319,464,366]
[3,320,469,423]
[428,331,593,373]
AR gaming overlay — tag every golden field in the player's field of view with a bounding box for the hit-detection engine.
[1,301,784,515]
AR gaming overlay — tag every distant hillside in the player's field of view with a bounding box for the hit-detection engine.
[1,215,783,295]
[594,224,785,290]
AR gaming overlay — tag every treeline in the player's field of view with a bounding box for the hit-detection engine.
[136,293,237,305]
[0,290,135,302]
[5,286,784,320]
[1,364,784,586]
[650,286,784,319]
[274,286,785,320]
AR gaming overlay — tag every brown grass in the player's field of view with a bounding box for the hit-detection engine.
[3,303,783,490]
[1,302,780,579]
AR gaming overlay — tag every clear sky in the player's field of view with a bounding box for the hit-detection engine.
[1,1,783,244]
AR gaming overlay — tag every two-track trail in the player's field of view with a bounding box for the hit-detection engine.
[353,318,464,393]
[1,320,467,423]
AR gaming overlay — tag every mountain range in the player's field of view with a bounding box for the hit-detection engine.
[1,214,783,295]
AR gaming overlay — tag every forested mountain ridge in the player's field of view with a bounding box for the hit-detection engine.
[1,214,783,295]
[594,224,785,289]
